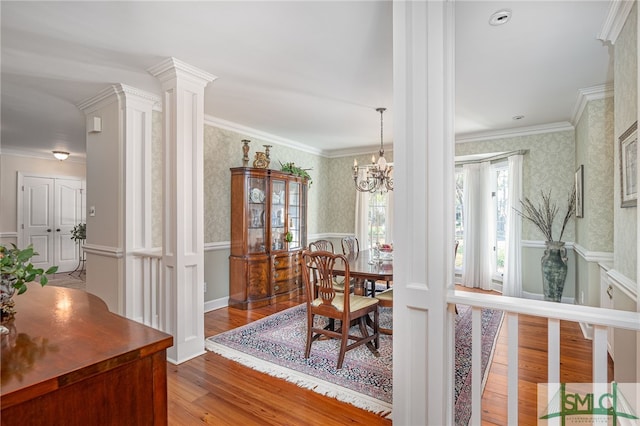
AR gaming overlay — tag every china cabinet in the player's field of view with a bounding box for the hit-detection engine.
[229,167,308,309]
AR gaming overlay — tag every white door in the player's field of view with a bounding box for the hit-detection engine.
[54,179,83,271]
[22,176,84,273]
[22,177,54,270]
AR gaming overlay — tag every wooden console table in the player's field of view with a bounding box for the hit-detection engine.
[1,284,173,425]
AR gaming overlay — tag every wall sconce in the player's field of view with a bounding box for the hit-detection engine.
[53,151,70,161]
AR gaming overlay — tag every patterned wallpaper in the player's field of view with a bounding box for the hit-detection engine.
[456,130,576,241]
[575,97,614,252]
[203,125,328,243]
[613,3,637,281]
[150,117,390,245]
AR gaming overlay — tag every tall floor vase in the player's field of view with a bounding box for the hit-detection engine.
[541,241,568,302]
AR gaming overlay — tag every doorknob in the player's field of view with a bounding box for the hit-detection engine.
[47,229,52,232]
[56,229,61,232]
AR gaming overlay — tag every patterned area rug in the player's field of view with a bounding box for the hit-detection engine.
[455,304,504,425]
[205,303,503,421]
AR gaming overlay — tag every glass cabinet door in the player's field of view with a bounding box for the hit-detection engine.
[288,181,301,250]
[248,177,266,253]
[271,179,286,251]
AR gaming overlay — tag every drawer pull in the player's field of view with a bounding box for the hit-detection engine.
[606,285,613,299]
[274,285,280,291]
[273,272,278,278]
[274,260,279,266]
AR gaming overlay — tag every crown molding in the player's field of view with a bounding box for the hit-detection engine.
[78,84,160,112]
[597,0,634,44]
[204,114,325,156]
[456,121,574,144]
[147,57,217,86]
[0,147,86,163]
[571,84,614,126]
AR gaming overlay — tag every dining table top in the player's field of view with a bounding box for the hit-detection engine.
[333,249,393,282]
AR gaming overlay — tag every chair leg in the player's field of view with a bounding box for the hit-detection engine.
[373,309,379,349]
[305,313,314,359]
[337,317,350,369]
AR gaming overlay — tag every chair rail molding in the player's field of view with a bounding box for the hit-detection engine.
[573,243,614,263]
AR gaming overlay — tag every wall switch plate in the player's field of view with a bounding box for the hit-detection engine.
[89,206,96,217]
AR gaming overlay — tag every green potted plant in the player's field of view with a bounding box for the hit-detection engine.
[71,223,86,242]
[0,244,58,320]
[279,161,313,186]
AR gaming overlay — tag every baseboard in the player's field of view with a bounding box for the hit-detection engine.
[205,296,229,313]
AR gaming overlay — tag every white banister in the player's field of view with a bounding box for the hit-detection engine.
[131,249,165,331]
[592,325,608,383]
[548,319,560,384]
[448,290,640,423]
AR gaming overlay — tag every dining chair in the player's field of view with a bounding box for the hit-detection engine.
[341,236,359,256]
[374,287,393,335]
[301,250,380,369]
[309,239,334,253]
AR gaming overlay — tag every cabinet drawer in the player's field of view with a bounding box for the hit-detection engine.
[272,266,301,282]
[272,253,300,270]
[273,278,301,295]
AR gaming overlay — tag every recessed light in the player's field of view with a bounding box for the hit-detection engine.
[489,9,512,26]
[512,115,524,121]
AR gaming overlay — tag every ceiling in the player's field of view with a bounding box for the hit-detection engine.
[1,1,613,161]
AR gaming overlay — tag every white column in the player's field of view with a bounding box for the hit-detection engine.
[393,1,455,424]
[148,58,216,364]
[78,84,158,316]
[120,86,159,322]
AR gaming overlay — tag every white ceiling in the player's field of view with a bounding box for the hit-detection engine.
[1,1,612,161]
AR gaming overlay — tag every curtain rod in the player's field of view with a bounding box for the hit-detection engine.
[454,149,529,166]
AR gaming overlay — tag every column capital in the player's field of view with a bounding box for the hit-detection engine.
[147,57,217,87]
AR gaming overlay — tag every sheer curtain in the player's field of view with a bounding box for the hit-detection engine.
[354,168,371,249]
[461,162,494,290]
[502,154,523,297]
[385,190,394,244]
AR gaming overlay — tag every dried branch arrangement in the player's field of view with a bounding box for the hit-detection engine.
[514,188,576,242]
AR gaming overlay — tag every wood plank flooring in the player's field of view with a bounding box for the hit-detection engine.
[167,291,612,425]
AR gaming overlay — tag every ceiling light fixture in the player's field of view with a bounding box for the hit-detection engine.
[53,151,70,161]
[489,9,512,26]
[512,115,525,121]
[353,108,393,193]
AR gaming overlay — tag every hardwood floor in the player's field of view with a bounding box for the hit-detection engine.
[167,291,612,425]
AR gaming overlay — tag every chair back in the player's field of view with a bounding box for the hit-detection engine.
[309,239,334,253]
[341,236,360,257]
[301,250,350,311]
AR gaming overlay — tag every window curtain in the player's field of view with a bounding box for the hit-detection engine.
[384,190,394,244]
[461,162,494,290]
[354,168,371,249]
[502,154,523,297]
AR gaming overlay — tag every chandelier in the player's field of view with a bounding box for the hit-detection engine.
[353,107,393,193]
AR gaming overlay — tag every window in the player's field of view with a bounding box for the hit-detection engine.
[455,161,509,277]
[492,163,508,276]
[367,191,390,249]
[455,168,464,268]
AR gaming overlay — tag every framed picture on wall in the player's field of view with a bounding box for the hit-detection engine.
[619,121,637,208]
[575,165,584,218]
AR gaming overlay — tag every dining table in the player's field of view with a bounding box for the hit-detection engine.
[332,249,393,296]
